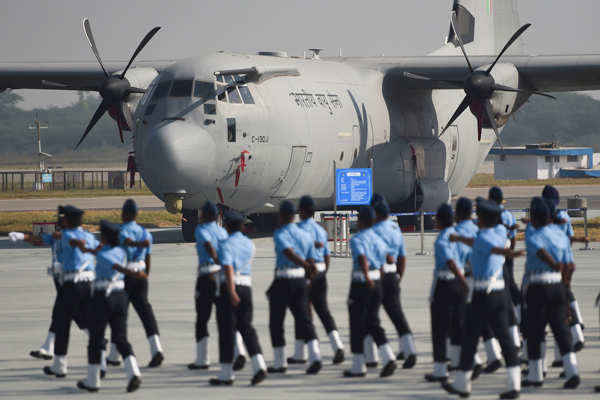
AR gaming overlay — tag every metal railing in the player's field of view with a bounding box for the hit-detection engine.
[0,170,144,192]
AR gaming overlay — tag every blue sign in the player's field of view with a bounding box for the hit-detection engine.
[336,168,372,206]
[41,173,53,183]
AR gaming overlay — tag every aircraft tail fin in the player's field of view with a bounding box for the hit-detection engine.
[437,0,524,56]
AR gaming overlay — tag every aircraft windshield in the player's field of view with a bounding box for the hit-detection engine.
[169,80,193,97]
[193,81,215,101]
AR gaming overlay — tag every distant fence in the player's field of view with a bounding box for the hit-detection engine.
[0,170,144,192]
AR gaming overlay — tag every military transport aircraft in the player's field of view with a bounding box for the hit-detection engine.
[2,0,600,240]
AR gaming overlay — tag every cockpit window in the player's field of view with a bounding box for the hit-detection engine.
[193,81,215,100]
[154,81,171,99]
[169,80,193,97]
[238,86,254,104]
[215,74,255,105]
[228,87,242,104]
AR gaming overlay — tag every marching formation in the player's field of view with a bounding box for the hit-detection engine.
[7,185,593,397]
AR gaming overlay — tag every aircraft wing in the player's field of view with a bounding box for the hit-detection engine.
[0,60,175,91]
[342,55,600,92]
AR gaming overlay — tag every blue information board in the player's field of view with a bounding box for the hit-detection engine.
[41,173,53,183]
[336,168,372,206]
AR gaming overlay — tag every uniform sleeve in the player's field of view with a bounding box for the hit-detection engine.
[350,236,365,257]
[566,221,574,238]
[219,241,233,267]
[274,231,294,253]
[195,227,212,245]
[397,233,406,258]
[144,229,153,254]
[527,233,545,255]
[41,233,53,246]
[118,229,128,245]
[435,236,454,266]
[317,226,330,256]
[564,241,574,263]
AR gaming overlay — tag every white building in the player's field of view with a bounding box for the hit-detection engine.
[490,144,594,180]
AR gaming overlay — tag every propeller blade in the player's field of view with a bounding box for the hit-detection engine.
[440,95,471,137]
[484,100,504,149]
[403,72,464,88]
[116,114,124,143]
[83,18,109,78]
[126,87,146,94]
[486,23,531,75]
[494,84,557,100]
[74,100,109,150]
[121,26,161,79]
[451,12,474,73]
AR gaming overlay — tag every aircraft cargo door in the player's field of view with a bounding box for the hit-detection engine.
[271,146,307,198]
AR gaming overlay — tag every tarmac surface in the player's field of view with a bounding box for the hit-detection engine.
[1,230,600,399]
[1,185,600,212]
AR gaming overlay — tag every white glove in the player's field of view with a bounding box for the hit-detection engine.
[9,232,25,242]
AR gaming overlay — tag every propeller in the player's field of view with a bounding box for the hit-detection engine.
[73,18,160,149]
[404,12,556,145]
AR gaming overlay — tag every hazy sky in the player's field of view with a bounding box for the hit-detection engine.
[1,0,599,109]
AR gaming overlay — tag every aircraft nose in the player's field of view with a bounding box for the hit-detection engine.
[140,120,216,198]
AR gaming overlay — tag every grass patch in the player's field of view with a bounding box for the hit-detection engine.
[0,188,153,199]
[0,210,180,236]
[467,174,600,188]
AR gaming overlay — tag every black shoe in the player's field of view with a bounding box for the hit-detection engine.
[188,363,209,370]
[484,360,503,374]
[424,373,447,383]
[106,359,121,366]
[564,375,580,389]
[551,360,563,368]
[574,341,584,352]
[442,382,470,398]
[402,354,416,369]
[366,361,378,368]
[472,364,483,381]
[77,380,99,392]
[267,366,286,374]
[343,369,367,378]
[286,357,307,364]
[30,350,52,360]
[448,365,459,371]
[379,361,397,378]
[332,349,345,365]
[100,370,106,379]
[209,378,233,386]
[306,360,322,375]
[499,390,519,399]
[127,376,141,393]
[594,385,600,393]
[251,370,267,386]
[43,366,66,378]
[233,355,246,371]
[148,352,164,368]
[396,352,405,361]
[522,379,543,387]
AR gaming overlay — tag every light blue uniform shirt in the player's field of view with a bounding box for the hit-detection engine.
[132,228,152,262]
[435,226,462,272]
[455,219,478,268]
[470,227,506,280]
[350,228,388,272]
[500,206,517,239]
[549,224,574,263]
[372,219,406,259]
[61,227,98,273]
[557,210,574,239]
[42,233,63,265]
[297,218,330,263]
[274,223,316,269]
[219,232,255,276]
[525,225,569,274]
[194,221,228,265]
[95,245,127,281]
[119,221,147,262]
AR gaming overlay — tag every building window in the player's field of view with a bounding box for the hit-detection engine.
[500,155,507,162]
[567,155,579,162]
[554,156,560,162]
[545,156,552,163]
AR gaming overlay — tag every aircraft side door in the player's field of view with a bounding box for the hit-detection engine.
[271,146,307,198]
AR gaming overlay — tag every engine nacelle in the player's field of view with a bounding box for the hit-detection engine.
[112,67,159,130]
[486,63,520,128]
[372,138,416,209]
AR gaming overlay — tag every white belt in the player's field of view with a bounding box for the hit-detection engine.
[352,269,381,282]
[382,263,397,274]
[275,268,305,279]
[48,262,63,277]
[63,270,95,283]
[315,262,326,273]
[94,280,125,296]
[473,279,505,292]
[436,270,456,281]
[127,260,146,272]
[235,275,252,287]
[198,264,220,275]
[529,272,562,284]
